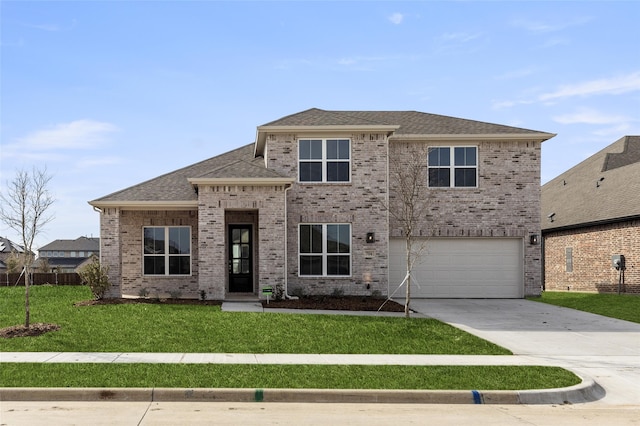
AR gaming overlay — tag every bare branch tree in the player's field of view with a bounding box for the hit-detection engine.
[0,167,55,328]
[378,143,432,318]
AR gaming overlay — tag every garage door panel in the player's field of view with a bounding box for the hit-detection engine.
[389,238,523,298]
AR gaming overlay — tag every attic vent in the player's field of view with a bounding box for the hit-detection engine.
[0,242,5,252]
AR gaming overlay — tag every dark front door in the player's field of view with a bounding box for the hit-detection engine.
[228,225,253,293]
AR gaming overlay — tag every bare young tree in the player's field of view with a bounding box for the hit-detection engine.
[0,167,54,328]
[383,143,432,318]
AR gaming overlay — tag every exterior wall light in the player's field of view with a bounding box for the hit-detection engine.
[366,232,375,243]
[529,234,539,245]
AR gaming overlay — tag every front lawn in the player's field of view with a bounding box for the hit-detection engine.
[529,292,640,323]
[0,286,509,355]
[1,286,583,390]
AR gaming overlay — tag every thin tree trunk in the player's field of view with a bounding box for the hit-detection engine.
[405,237,411,318]
[24,270,30,328]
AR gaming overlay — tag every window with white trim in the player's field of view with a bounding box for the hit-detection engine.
[299,224,351,276]
[428,146,477,187]
[299,139,350,182]
[143,226,191,275]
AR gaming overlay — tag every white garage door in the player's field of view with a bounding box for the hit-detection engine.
[389,238,523,298]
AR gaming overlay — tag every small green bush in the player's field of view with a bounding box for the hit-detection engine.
[77,255,111,300]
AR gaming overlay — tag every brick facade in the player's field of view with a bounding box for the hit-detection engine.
[119,210,199,299]
[196,184,287,299]
[266,133,389,296]
[388,139,543,296]
[97,135,544,299]
[544,220,640,294]
[95,110,549,300]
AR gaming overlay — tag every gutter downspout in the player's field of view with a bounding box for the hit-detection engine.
[283,184,298,300]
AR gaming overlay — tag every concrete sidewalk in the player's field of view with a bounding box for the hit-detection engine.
[408,299,640,406]
[2,299,637,405]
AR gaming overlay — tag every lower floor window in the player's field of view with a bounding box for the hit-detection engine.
[299,223,351,276]
[143,226,191,275]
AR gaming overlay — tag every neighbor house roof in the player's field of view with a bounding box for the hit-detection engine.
[39,236,100,253]
[0,237,25,254]
[541,135,640,232]
[255,108,555,155]
[90,143,290,207]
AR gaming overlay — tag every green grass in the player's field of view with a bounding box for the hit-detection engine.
[1,286,583,390]
[529,292,640,324]
[1,286,510,355]
[0,364,580,390]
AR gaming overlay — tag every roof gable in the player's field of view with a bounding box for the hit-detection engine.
[542,136,640,231]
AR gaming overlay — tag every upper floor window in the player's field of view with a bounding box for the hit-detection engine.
[143,226,191,276]
[299,223,351,276]
[428,146,477,188]
[299,139,350,183]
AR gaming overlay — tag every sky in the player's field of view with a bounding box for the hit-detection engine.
[1,1,639,251]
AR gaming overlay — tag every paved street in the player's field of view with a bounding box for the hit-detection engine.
[2,401,640,425]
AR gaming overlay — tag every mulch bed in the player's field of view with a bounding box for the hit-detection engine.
[0,323,61,338]
[262,296,406,312]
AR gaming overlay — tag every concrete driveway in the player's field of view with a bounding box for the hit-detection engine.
[407,298,640,406]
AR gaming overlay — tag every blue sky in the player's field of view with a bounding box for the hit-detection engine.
[1,1,639,250]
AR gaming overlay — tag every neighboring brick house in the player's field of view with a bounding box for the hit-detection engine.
[90,108,554,300]
[37,236,100,273]
[541,135,640,294]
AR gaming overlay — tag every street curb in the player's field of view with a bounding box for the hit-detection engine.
[0,377,604,405]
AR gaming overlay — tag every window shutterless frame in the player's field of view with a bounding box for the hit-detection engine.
[427,146,478,188]
[298,139,351,183]
[142,226,192,276]
[298,223,351,277]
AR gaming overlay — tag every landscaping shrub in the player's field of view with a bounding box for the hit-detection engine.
[77,255,111,300]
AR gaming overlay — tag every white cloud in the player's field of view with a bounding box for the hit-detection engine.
[553,108,632,125]
[540,72,640,101]
[494,72,640,109]
[388,13,404,25]
[511,16,593,33]
[495,68,537,80]
[17,120,119,150]
[438,32,483,43]
[593,125,631,137]
[22,19,77,32]
[75,156,124,169]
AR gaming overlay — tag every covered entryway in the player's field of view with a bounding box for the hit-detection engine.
[388,238,523,298]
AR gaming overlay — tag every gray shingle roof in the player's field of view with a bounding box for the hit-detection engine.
[542,136,640,231]
[261,108,548,135]
[0,237,25,254]
[39,236,100,252]
[93,109,554,205]
[91,143,284,203]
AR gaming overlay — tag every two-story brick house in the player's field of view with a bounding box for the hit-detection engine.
[90,108,554,300]
[37,236,100,272]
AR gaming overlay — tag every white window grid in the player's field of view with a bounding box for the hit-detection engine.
[298,139,351,183]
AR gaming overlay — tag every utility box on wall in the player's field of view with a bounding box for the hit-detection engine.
[612,254,626,270]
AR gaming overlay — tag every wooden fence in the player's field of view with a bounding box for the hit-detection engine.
[0,273,82,287]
